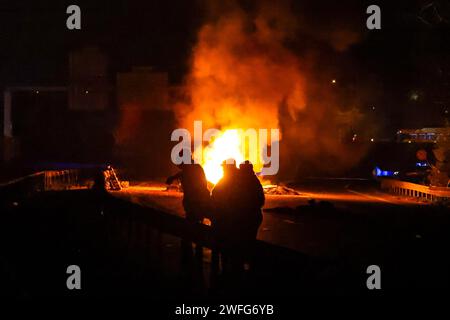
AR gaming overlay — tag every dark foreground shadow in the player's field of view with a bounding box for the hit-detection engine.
[0,188,449,298]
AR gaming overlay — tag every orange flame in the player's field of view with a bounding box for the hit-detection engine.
[176,4,306,182]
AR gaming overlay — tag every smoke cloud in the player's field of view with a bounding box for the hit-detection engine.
[175,1,306,132]
[175,0,369,179]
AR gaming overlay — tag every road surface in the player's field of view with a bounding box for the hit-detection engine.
[112,179,427,259]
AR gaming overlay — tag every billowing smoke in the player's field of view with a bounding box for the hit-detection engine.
[175,0,370,180]
[175,1,306,131]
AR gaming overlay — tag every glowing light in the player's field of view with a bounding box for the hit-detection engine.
[410,92,419,101]
[201,130,245,184]
[331,79,336,84]
[416,162,429,168]
[374,166,396,177]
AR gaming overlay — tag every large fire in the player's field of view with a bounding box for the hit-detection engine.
[175,3,306,183]
[201,129,266,184]
[202,130,244,184]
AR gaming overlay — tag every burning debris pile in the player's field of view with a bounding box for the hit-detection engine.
[263,184,301,195]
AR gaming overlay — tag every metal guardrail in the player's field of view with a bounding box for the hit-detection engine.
[0,171,43,188]
[0,167,121,202]
[0,170,88,192]
[44,167,122,191]
[380,178,450,202]
[44,170,83,190]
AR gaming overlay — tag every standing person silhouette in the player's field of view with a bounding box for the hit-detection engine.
[236,160,264,269]
[211,159,264,274]
[211,159,241,273]
[166,156,211,261]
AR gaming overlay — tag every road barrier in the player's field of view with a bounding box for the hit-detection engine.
[380,178,450,202]
[44,170,81,190]
[0,167,121,203]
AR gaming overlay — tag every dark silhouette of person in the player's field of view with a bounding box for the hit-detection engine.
[166,159,211,261]
[211,159,240,238]
[211,159,264,273]
[237,160,264,242]
[211,159,240,273]
[234,161,264,272]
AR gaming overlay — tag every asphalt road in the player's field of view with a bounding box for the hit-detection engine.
[112,179,428,259]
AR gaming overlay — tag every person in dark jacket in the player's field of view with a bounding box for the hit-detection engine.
[237,160,264,242]
[211,159,240,273]
[211,159,240,243]
[166,160,211,261]
[211,159,264,273]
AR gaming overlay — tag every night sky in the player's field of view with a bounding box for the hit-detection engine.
[1,0,449,130]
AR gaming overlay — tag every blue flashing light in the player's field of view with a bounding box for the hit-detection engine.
[416,162,429,168]
[374,166,396,177]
